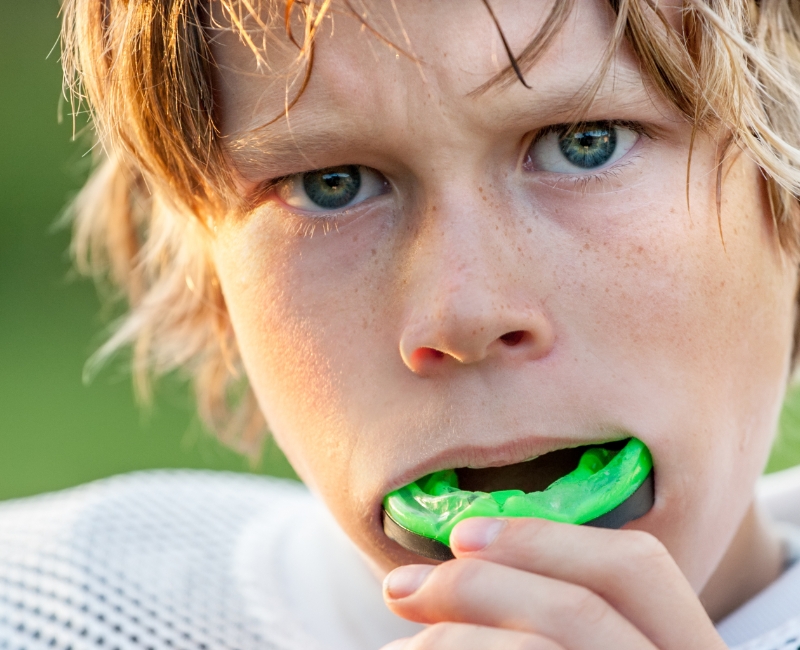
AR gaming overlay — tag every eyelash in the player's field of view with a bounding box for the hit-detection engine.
[544,155,644,194]
[257,182,371,238]
[531,119,648,144]
[525,119,651,189]
[257,119,652,233]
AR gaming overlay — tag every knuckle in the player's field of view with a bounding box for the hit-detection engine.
[624,530,672,566]
[592,530,674,591]
[563,584,609,627]
[627,529,667,555]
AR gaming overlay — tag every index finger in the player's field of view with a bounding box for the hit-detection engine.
[449,517,725,650]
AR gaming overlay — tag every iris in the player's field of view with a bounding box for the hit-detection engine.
[558,124,617,169]
[302,166,361,209]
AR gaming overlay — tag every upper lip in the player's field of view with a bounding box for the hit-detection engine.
[383,433,630,496]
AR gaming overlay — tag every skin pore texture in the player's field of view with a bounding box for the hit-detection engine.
[208,0,798,644]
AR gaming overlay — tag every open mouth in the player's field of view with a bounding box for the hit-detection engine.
[383,438,654,561]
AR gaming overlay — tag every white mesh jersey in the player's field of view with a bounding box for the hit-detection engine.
[0,471,421,650]
[2,469,800,650]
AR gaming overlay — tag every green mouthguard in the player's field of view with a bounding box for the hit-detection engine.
[383,438,653,551]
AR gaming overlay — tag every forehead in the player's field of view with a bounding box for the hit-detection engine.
[209,0,656,173]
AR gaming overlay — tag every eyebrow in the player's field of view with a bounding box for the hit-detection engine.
[225,115,367,181]
[225,66,652,182]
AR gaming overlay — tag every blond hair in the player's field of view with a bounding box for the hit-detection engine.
[61,0,800,457]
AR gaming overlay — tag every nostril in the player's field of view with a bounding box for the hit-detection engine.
[410,347,446,366]
[499,330,527,346]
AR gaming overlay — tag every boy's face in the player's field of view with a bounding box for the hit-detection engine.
[210,0,797,588]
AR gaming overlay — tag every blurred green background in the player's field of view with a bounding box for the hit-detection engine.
[0,0,297,501]
[2,2,800,503]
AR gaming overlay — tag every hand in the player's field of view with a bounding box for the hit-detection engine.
[380,517,727,649]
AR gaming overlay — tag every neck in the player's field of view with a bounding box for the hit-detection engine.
[700,501,785,622]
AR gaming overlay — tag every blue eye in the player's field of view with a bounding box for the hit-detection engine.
[304,166,361,208]
[559,124,617,168]
[277,165,389,213]
[527,122,639,174]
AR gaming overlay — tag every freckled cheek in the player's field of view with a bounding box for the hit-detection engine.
[562,175,791,573]
[553,183,783,426]
[568,275,749,578]
[564,195,780,388]
[216,220,403,483]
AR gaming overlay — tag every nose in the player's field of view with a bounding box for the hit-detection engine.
[400,311,555,375]
[398,198,555,377]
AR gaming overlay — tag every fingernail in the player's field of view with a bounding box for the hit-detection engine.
[384,565,434,599]
[450,517,506,552]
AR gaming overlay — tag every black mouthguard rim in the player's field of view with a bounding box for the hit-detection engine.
[383,471,655,562]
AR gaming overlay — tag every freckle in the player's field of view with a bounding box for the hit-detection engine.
[432,205,437,212]
[371,248,377,256]
[527,228,532,234]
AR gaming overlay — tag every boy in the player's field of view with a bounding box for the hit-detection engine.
[3,0,800,648]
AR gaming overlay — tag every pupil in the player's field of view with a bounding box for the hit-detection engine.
[303,165,361,209]
[558,124,617,169]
